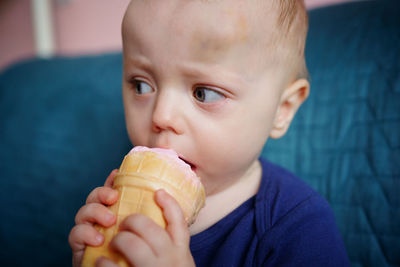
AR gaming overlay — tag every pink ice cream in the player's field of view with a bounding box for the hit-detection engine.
[128,146,201,185]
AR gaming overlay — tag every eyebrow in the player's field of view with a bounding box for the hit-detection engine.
[178,62,248,88]
[124,56,247,90]
[124,56,153,72]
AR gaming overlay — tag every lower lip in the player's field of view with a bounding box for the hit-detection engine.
[179,157,196,172]
[186,162,196,172]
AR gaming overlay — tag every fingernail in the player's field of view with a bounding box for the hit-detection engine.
[96,234,103,244]
[157,189,166,195]
[105,211,115,223]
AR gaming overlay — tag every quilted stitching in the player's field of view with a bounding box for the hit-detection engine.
[262,1,400,266]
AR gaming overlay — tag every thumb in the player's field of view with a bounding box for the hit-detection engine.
[155,189,190,246]
[104,169,119,187]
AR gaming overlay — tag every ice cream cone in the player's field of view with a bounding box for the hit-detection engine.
[81,147,205,267]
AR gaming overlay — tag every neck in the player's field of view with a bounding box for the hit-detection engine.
[189,160,262,235]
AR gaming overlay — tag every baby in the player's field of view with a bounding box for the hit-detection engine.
[69,0,349,266]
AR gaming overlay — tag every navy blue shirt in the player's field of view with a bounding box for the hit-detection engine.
[190,158,349,266]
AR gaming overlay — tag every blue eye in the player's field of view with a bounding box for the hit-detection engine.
[133,80,153,95]
[193,87,225,103]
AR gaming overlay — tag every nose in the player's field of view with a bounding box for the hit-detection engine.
[151,90,184,135]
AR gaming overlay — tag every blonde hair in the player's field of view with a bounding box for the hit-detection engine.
[275,0,309,80]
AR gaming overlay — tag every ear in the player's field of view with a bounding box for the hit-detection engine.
[270,78,310,139]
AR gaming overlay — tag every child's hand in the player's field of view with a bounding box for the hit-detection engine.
[68,170,119,267]
[96,189,196,267]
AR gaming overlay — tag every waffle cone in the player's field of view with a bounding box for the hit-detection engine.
[81,150,205,267]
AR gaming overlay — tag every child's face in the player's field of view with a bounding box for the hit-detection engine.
[122,0,292,194]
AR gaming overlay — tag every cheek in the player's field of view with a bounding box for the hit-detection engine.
[232,100,277,144]
[192,118,258,168]
[246,91,281,133]
[125,114,151,146]
[196,100,276,169]
[124,110,140,145]
[123,97,153,146]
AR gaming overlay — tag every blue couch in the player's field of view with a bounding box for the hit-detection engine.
[1,0,399,266]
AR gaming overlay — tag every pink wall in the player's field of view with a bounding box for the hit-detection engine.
[55,0,130,55]
[0,0,357,71]
[0,0,35,71]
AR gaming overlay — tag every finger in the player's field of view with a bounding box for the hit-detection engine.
[110,231,154,267]
[95,257,119,267]
[104,169,119,187]
[69,224,105,267]
[119,214,170,255]
[69,224,104,252]
[155,189,190,246]
[75,203,116,227]
[73,250,84,267]
[86,186,119,206]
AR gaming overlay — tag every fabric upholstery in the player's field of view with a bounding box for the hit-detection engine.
[0,54,131,266]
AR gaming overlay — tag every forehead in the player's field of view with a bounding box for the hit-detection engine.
[122,0,279,78]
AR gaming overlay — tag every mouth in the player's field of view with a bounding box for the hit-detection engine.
[179,156,197,172]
